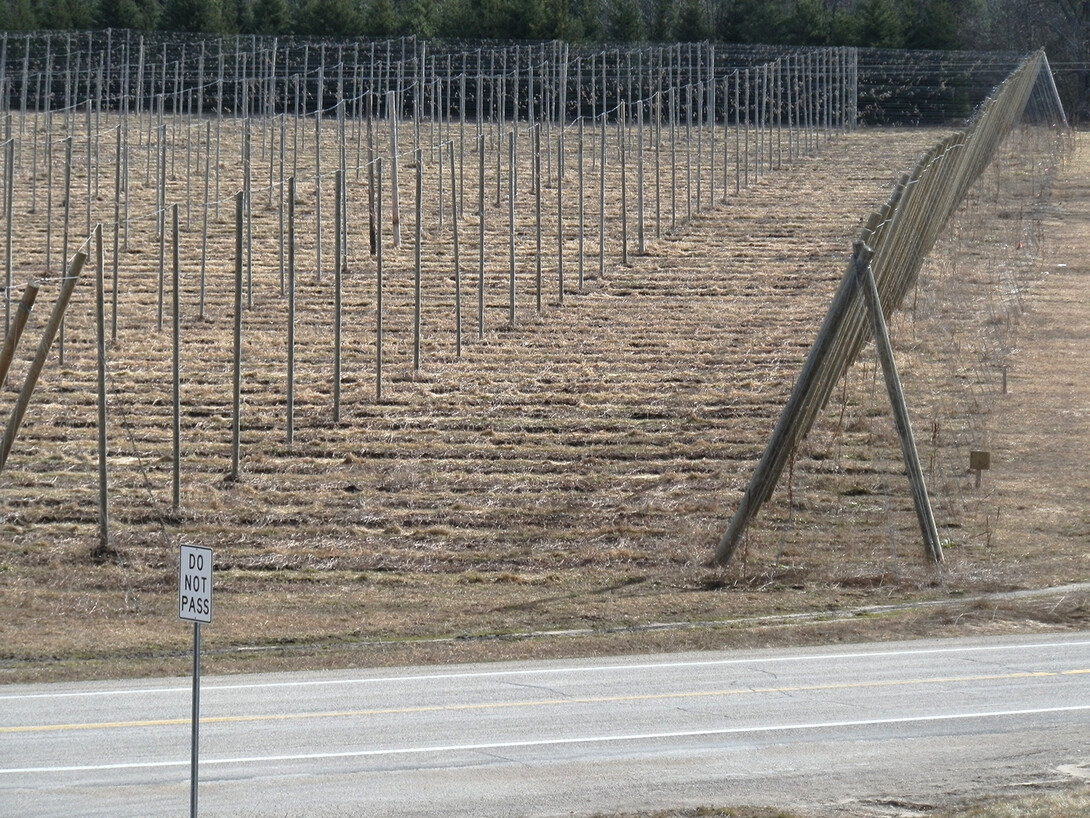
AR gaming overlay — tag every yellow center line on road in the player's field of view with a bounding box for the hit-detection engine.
[4,668,1088,734]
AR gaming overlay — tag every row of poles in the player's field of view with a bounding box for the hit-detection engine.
[0,31,855,122]
[0,33,859,336]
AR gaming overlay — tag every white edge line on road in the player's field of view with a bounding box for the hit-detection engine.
[3,636,1090,701]
[3,703,1090,776]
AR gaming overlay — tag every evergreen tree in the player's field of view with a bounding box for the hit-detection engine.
[225,0,255,32]
[160,0,228,32]
[855,0,903,47]
[673,0,709,42]
[361,0,397,35]
[716,0,785,45]
[293,0,364,36]
[648,0,677,43]
[606,0,643,41]
[435,0,479,38]
[99,0,160,29]
[784,0,830,45]
[398,0,439,37]
[572,0,604,41]
[35,0,99,28]
[904,0,962,50]
[827,7,860,46]
[8,0,37,28]
[535,0,577,40]
[251,0,290,33]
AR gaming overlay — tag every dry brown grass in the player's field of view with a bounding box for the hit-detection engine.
[593,784,1090,816]
[937,787,1090,817]
[1,117,1087,683]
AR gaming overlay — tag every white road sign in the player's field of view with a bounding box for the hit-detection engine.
[179,544,213,624]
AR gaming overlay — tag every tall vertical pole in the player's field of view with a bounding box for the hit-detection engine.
[556,132,564,305]
[478,133,485,340]
[534,126,542,314]
[287,177,295,445]
[95,225,109,551]
[577,117,584,290]
[171,205,181,510]
[3,137,11,336]
[508,131,515,326]
[334,169,342,420]
[413,149,423,372]
[375,158,384,403]
[230,192,243,481]
[449,140,462,356]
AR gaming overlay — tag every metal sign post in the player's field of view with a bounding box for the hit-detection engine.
[179,544,213,818]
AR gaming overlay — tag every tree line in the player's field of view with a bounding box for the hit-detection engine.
[0,0,1062,52]
[2,0,1086,118]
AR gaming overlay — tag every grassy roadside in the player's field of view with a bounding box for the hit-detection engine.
[2,577,1086,683]
[597,787,1090,816]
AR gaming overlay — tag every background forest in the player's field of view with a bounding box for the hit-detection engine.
[0,0,1080,55]
[1,3,1088,115]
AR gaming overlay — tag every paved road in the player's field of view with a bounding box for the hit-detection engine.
[3,632,1090,817]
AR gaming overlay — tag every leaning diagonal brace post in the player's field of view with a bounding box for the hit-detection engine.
[715,249,861,565]
[854,244,944,565]
[0,279,39,388]
[0,252,87,473]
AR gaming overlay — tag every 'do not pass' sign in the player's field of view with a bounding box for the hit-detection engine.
[179,544,213,624]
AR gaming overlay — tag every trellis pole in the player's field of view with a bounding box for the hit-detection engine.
[171,204,181,509]
[334,169,343,421]
[557,132,564,304]
[449,140,462,357]
[577,116,585,290]
[287,176,296,445]
[534,125,542,314]
[375,157,384,402]
[389,90,401,248]
[230,192,243,482]
[507,131,516,326]
[95,225,109,551]
[478,133,485,340]
[413,149,423,373]
[619,101,628,266]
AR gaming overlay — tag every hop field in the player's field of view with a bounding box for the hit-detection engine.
[0,113,1086,682]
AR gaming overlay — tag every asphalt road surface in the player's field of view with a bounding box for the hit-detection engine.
[3,632,1090,817]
